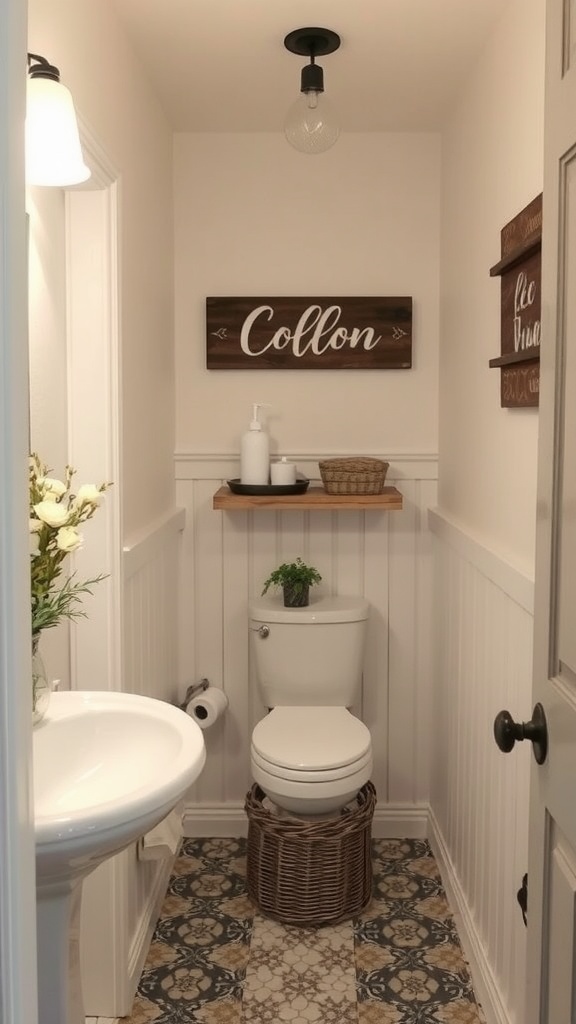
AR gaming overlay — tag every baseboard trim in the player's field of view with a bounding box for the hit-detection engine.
[182,801,428,839]
[183,804,249,837]
[428,808,511,1024]
[372,804,428,838]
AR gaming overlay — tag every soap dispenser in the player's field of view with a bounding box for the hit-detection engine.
[240,403,270,485]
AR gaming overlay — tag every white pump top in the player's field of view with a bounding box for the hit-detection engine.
[249,403,265,430]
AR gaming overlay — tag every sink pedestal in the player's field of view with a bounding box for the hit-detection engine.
[37,878,86,1024]
[33,691,206,1024]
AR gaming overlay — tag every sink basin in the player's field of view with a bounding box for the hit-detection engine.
[34,690,206,1024]
[34,690,206,882]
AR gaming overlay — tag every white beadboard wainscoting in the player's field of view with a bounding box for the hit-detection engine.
[428,509,534,1024]
[175,452,438,838]
[80,508,186,1018]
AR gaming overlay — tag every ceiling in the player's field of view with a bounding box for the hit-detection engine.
[114,0,508,133]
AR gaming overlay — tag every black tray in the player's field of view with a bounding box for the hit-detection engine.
[227,477,310,496]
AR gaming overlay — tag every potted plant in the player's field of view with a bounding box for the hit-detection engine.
[261,557,322,608]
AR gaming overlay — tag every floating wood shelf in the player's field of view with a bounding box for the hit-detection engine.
[213,485,403,511]
[489,237,541,278]
[488,349,540,369]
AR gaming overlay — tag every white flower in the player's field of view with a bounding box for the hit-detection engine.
[56,527,83,553]
[29,518,42,534]
[29,533,40,556]
[74,484,102,508]
[38,477,67,501]
[33,501,70,528]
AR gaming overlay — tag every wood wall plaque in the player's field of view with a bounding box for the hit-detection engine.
[489,194,542,407]
[206,296,412,370]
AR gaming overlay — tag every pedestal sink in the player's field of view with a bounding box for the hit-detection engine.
[33,690,206,1024]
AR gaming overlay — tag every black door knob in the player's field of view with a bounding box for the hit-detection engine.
[493,702,548,765]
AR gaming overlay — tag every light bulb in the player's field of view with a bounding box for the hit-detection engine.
[284,92,340,154]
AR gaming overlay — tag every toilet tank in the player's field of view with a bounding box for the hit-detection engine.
[249,594,369,708]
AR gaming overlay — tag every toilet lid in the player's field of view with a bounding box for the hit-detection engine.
[252,707,371,771]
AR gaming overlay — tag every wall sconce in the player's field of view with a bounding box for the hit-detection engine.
[283,27,341,155]
[26,53,90,187]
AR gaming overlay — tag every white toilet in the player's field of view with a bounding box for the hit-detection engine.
[248,594,373,815]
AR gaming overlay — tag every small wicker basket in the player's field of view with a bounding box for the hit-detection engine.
[245,782,376,926]
[319,457,389,495]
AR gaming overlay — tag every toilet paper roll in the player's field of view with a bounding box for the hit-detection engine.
[187,687,229,729]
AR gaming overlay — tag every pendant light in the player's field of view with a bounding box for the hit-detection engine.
[26,53,90,187]
[283,28,341,155]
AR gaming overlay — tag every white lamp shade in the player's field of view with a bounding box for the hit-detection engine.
[26,76,90,187]
[284,93,340,154]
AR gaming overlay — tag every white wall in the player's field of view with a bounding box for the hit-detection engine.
[28,0,176,537]
[177,455,436,835]
[174,132,440,457]
[429,516,533,1024]
[439,0,544,576]
[25,2,181,1013]
[173,131,442,825]
[431,1,546,1021]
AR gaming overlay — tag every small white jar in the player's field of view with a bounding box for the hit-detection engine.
[270,457,297,485]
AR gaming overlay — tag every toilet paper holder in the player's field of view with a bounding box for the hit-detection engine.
[179,678,209,711]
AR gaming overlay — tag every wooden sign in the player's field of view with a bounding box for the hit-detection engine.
[489,194,542,407]
[206,297,412,370]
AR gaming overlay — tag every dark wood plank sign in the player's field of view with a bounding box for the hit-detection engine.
[489,194,542,407]
[206,297,412,370]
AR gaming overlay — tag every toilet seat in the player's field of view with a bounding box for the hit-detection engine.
[250,708,373,815]
[251,706,371,773]
[251,745,372,783]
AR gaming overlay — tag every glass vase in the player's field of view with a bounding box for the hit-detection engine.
[32,635,51,725]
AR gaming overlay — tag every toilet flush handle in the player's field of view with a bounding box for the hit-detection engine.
[250,624,270,638]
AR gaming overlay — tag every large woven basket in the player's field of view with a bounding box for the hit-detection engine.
[319,457,389,495]
[245,782,376,926]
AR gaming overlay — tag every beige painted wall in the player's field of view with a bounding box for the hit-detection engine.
[439,0,545,576]
[174,132,440,459]
[27,0,176,537]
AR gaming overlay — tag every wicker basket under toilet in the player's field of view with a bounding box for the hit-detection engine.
[245,781,376,926]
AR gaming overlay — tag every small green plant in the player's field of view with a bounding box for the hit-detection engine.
[261,557,322,607]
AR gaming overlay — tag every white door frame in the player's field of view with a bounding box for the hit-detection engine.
[0,1,40,1022]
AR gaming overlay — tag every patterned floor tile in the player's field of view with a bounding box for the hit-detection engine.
[355,839,482,1023]
[128,838,253,1024]
[121,835,483,1024]
[243,917,357,1022]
